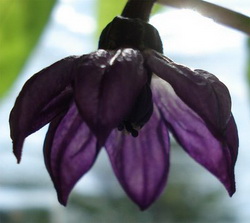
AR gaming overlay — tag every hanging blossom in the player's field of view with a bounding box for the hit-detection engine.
[9,1,238,210]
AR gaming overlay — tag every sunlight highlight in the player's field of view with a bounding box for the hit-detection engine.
[151,9,243,55]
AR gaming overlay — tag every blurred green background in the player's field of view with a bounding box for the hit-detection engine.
[0,0,56,98]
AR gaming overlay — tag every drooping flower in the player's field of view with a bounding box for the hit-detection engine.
[9,7,238,210]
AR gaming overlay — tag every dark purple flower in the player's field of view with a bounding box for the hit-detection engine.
[9,10,238,210]
[9,47,238,210]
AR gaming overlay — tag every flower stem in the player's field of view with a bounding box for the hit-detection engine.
[157,0,250,35]
[121,0,156,22]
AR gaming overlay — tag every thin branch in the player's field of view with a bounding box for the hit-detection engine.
[157,0,250,35]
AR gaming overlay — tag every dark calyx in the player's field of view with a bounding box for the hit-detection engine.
[98,0,161,52]
[98,16,163,53]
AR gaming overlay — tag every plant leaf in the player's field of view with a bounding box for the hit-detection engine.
[96,0,126,37]
[0,0,56,98]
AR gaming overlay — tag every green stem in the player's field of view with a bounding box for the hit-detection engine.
[157,0,250,36]
[121,0,156,22]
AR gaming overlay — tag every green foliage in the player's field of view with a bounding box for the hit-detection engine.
[0,0,56,98]
[152,3,164,15]
[0,209,49,223]
[96,0,127,37]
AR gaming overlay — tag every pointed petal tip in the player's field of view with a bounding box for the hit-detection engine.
[12,140,23,164]
[57,188,69,207]
[138,202,152,211]
[131,193,159,211]
[227,182,236,197]
[15,155,21,164]
[220,171,236,197]
[229,190,235,197]
[13,149,21,164]
[58,196,68,207]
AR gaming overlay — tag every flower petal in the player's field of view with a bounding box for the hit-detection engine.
[9,56,77,162]
[44,103,98,205]
[144,50,232,138]
[105,105,170,210]
[152,78,238,196]
[74,49,148,145]
[224,116,238,166]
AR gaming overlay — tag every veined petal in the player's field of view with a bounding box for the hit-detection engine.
[10,56,78,162]
[152,78,238,196]
[144,50,232,138]
[44,103,98,205]
[74,49,148,145]
[105,105,170,210]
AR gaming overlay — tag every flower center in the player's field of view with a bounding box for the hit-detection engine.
[118,84,153,137]
[117,121,139,137]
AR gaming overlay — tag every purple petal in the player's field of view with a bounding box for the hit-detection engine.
[44,103,98,205]
[74,49,148,145]
[9,56,77,162]
[152,78,238,196]
[224,116,238,165]
[144,50,232,138]
[105,105,170,210]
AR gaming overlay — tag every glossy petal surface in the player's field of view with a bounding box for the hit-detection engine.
[44,103,98,205]
[152,78,238,195]
[74,49,148,145]
[10,56,77,162]
[144,50,232,138]
[106,106,170,210]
